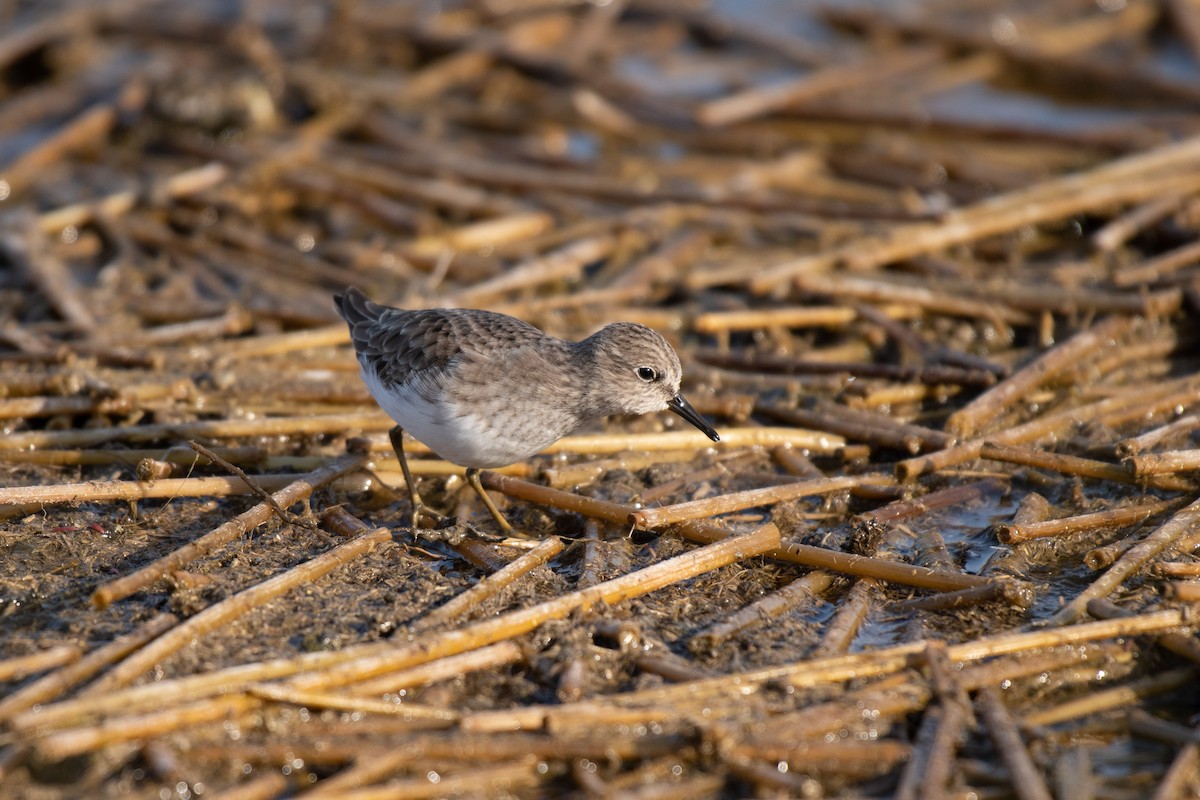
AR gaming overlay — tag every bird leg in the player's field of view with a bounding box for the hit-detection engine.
[388,425,443,530]
[464,468,523,537]
[389,426,520,537]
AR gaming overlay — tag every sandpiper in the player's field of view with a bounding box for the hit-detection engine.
[334,287,719,533]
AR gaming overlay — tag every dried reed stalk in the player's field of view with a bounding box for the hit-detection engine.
[87,527,392,694]
[0,413,394,451]
[1047,494,1200,625]
[976,686,1053,800]
[0,613,177,722]
[32,696,261,761]
[0,645,81,682]
[412,536,563,630]
[752,133,1200,290]
[91,453,367,608]
[284,524,779,691]
[980,442,1194,492]
[689,571,833,652]
[948,316,1134,438]
[996,497,1184,544]
[1023,667,1196,726]
[344,642,526,698]
[482,473,990,591]
[605,609,1186,707]
[630,473,894,527]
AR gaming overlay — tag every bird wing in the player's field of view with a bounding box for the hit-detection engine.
[335,288,547,387]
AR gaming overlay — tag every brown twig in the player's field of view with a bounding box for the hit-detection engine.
[31,696,261,762]
[696,47,942,127]
[1047,494,1200,625]
[758,399,954,454]
[1126,449,1200,478]
[686,524,993,593]
[896,699,968,800]
[246,683,458,721]
[891,579,1034,611]
[605,608,1187,707]
[0,412,395,451]
[412,537,563,631]
[188,440,294,524]
[980,441,1194,492]
[1115,413,1200,457]
[996,497,1185,545]
[2,215,98,332]
[1113,238,1200,287]
[629,473,895,528]
[38,162,230,234]
[451,235,618,305]
[481,473,991,591]
[1022,667,1196,726]
[10,643,401,734]
[1154,562,1200,578]
[1162,581,1200,601]
[976,686,1054,800]
[284,524,780,691]
[91,453,368,609]
[812,579,876,657]
[310,757,543,798]
[857,479,1004,525]
[0,645,81,683]
[948,316,1135,438]
[693,304,915,334]
[1084,532,1142,571]
[689,571,833,653]
[0,613,177,722]
[637,452,759,505]
[1,103,117,198]
[86,527,392,694]
[696,347,998,387]
[1155,743,1200,800]
[751,134,1200,291]
[0,474,325,509]
[898,374,1200,480]
[1091,192,1195,252]
[344,642,526,698]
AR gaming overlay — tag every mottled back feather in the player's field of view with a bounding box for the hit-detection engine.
[334,287,550,387]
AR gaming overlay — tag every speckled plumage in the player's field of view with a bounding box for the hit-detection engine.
[334,287,719,470]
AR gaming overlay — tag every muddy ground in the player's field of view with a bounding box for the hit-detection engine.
[3,1,1200,797]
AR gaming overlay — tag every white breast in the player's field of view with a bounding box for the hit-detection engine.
[360,367,565,468]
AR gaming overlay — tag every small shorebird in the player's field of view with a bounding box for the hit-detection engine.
[334,287,719,533]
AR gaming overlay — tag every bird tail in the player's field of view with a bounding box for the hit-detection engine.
[333,286,386,325]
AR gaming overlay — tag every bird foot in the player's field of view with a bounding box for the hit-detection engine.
[464,468,535,539]
[414,515,506,546]
[407,500,446,532]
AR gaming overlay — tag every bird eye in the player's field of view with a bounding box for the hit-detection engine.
[637,366,658,382]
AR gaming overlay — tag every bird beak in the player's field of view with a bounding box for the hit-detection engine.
[667,394,720,442]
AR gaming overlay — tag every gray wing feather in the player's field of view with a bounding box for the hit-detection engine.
[334,287,548,387]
